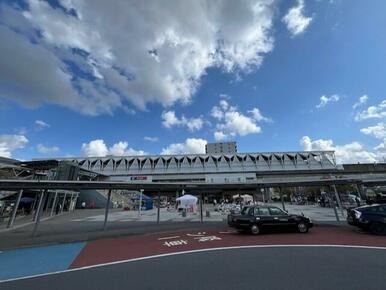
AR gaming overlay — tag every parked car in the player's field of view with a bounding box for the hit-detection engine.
[227,205,313,235]
[347,204,386,235]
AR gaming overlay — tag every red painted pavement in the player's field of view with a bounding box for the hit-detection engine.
[70,226,386,269]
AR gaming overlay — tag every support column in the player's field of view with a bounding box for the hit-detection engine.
[138,189,143,217]
[261,188,265,203]
[279,187,286,211]
[329,192,340,221]
[33,191,43,222]
[32,190,47,237]
[356,184,365,200]
[50,191,58,216]
[332,184,344,217]
[157,191,161,223]
[103,189,112,230]
[200,193,204,223]
[7,189,23,228]
[73,193,79,211]
[60,193,67,214]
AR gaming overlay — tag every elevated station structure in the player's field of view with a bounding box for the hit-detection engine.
[52,151,338,184]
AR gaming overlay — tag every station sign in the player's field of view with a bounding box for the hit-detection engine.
[129,176,151,181]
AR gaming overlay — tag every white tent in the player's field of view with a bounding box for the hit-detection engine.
[176,194,198,213]
[232,194,254,203]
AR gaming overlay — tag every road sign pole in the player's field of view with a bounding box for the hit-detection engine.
[200,193,203,223]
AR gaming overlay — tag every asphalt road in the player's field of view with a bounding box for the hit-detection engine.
[2,247,386,290]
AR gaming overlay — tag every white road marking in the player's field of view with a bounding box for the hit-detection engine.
[1,244,386,284]
[157,236,181,240]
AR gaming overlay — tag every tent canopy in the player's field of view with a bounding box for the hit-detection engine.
[176,194,198,207]
[232,194,253,201]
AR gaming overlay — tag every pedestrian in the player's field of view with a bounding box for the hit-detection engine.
[55,203,61,215]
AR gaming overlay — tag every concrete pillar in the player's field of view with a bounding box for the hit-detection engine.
[32,190,47,237]
[332,184,345,217]
[60,193,67,214]
[157,191,161,223]
[33,191,43,222]
[7,189,23,228]
[103,189,112,230]
[50,191,58,216]
[329,192,340,222]
[279,187,286,211]
[200,193,204,223]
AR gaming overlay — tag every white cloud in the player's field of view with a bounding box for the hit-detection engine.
[34,120,50,130]
[161,138,207,155]
[354,100,386,121]
[374,140,386,152]
[81,139,146,157]
[282,0,313,36]
[300,136,377,164]
[211,100,269,141]
[0,0,276,114]
[144,136,159,142]
[352,95,368,109]
[36,144,59,154]
[214,131,227,141]
[161,111,204,132]
[360,123,386,139]
[0,134,28,158]
[81,140,108,157]
[316,94,340,109]
[109,141,147,156]
[248,108,272,122]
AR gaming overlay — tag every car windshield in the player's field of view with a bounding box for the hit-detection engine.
[241,207,251,215]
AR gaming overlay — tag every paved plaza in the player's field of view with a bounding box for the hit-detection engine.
[71,202,345,223]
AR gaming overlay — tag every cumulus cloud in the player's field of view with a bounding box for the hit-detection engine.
[282,0,313,36]
[360,123,386,139]
[352,95,368,109]
[161,138,207,155]
[300,136,377,164]
[161,111,204,132]
[354,100,386,121]
[248,108,272,122]
[316,94,340,109]
[0,0,276,114]
[0,134,28,158]
[36,144,59,154]
[144,136,159,142]
[34,120,50,130]
[211,100,270,140]
[81,139,146,157]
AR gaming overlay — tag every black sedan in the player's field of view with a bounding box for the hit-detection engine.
[347,204,386,235]
[227,205,313,235]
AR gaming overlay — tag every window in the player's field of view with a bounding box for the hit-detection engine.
[257,207,270,216]
[379,206,386,213]
[269,207,285,216]
[241,207,251,215]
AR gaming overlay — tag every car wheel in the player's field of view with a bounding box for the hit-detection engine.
[250,224,260,235]
[370,222,385,235]
[297,222,309,233]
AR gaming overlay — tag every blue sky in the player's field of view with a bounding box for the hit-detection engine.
[0,0,386,163]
